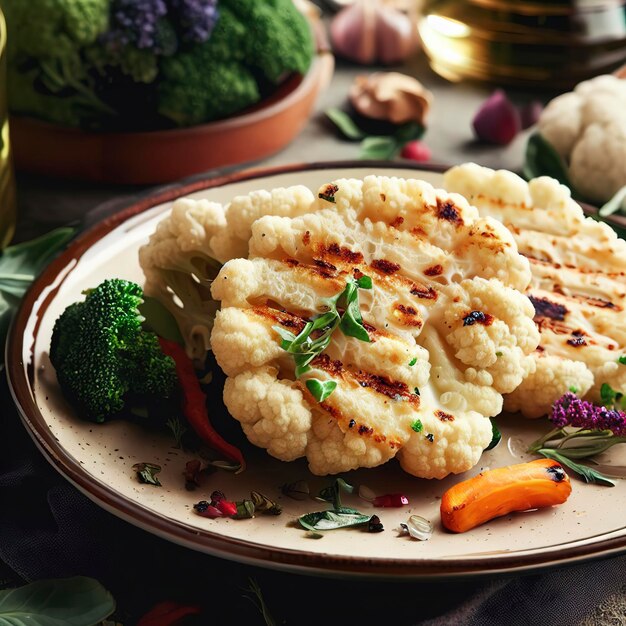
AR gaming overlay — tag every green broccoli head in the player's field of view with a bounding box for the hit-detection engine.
[157,0,314,127]
[224,0,314,83]
[50,279,178,423]
[3,0,109,62]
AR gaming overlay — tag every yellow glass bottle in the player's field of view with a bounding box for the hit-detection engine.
[0,8,16,248]
[419,0,626,88]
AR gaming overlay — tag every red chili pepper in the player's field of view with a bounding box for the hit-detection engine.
[137,601,201,626]
[159,337,245,471]
[373,493,409,507]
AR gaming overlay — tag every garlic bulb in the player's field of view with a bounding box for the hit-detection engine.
[330,0,420,65]
[349,71,433,126]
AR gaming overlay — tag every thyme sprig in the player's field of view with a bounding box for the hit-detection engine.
[274,275,372,402]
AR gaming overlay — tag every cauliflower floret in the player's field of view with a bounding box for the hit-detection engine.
[504,356,594,419]
[537,74,626,204]
[445,163,626,418]
[224,367,312,461]
[139,185,315,359]
[210,176,537,478]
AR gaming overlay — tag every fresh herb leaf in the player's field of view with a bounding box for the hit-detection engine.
[393,122,425,144]
[277,277,372,402]
[538,448,616,487]
[523,133,575,192]
[599,185,626,218]
[0,576,115,625]
[250,491,282,515]
[411,419,423,433]
[0,227,76,360]
[325,108,366,141]
[569,386,579,393]
[485,418,501,451]
[599,382,626,410]
[305,379,337,402]
[299,507,372,532]
[165,417,187,449]
[133,462,162,486]
[317,478,354,509]
[359,136,399,160]
[408,357,417,366]
[619,356,626,365]
[233,499,256,519]
[356,275,373,289]
[495,351,503,357]
[414,387,420,396]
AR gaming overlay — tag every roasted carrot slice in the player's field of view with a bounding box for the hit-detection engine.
[440,458,572,533]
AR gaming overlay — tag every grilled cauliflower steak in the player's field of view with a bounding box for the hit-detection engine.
[445,163,626,418]
[210,176,539,478]
[139,186,316,360]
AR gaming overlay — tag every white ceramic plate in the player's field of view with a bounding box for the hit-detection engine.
[8,162,626,579]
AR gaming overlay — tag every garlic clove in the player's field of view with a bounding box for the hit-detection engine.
[331,1,377,65]
[331,0,420,65]
[349,71,433,126]
[375,5,419,65]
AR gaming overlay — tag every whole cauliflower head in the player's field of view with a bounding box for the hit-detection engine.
[445,163,626,418]
[537,74,626,204]
[210,176,539,479]
[139,185,316,360]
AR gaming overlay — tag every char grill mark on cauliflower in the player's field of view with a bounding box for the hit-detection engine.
[139,186,316,360]
[210,175,538,478]
[445,163,626,418]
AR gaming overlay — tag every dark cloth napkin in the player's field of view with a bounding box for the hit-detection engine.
[2,186,625,625]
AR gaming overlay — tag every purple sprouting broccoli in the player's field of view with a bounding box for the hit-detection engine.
[169,0,219,43]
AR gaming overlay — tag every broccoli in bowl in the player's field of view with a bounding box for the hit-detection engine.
[4,0,315,131]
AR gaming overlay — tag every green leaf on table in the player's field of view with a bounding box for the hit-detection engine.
[523,133,574,191]
[0,227,76,360]
[0,576,115,626]
[599,185,626,217]
[325,108,366,141]
[537,448,616,487]
[359,136,399,160]
[393,122,425,144]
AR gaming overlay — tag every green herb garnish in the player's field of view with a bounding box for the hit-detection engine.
[537,448,616,487]
[305,379,337,402]
[414,387,420,396]
[275,276,372,402]
[495,351,503,357]
[133,462,162,486]
[165,416,187,449]
[411,419,423,433]
[618,356,626,365]
[408,357,417,367]
[298,479,373,534]
[569,385,579,393]
[485,418,501,451]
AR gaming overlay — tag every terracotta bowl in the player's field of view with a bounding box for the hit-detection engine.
[10,53,334,185]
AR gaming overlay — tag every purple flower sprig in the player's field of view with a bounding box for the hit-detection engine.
[528,390,626,487]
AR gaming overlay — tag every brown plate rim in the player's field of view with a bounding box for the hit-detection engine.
[6,160,626,579]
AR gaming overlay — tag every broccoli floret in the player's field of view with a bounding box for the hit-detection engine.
[50,279,178,423]
[4,0,114,126]
[157,0,314,127]
[224,0,315,83]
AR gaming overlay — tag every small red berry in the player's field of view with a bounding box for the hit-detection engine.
[400,140,432,162]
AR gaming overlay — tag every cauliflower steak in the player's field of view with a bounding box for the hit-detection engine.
[445,163,626,418]
[210,176,539,478]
